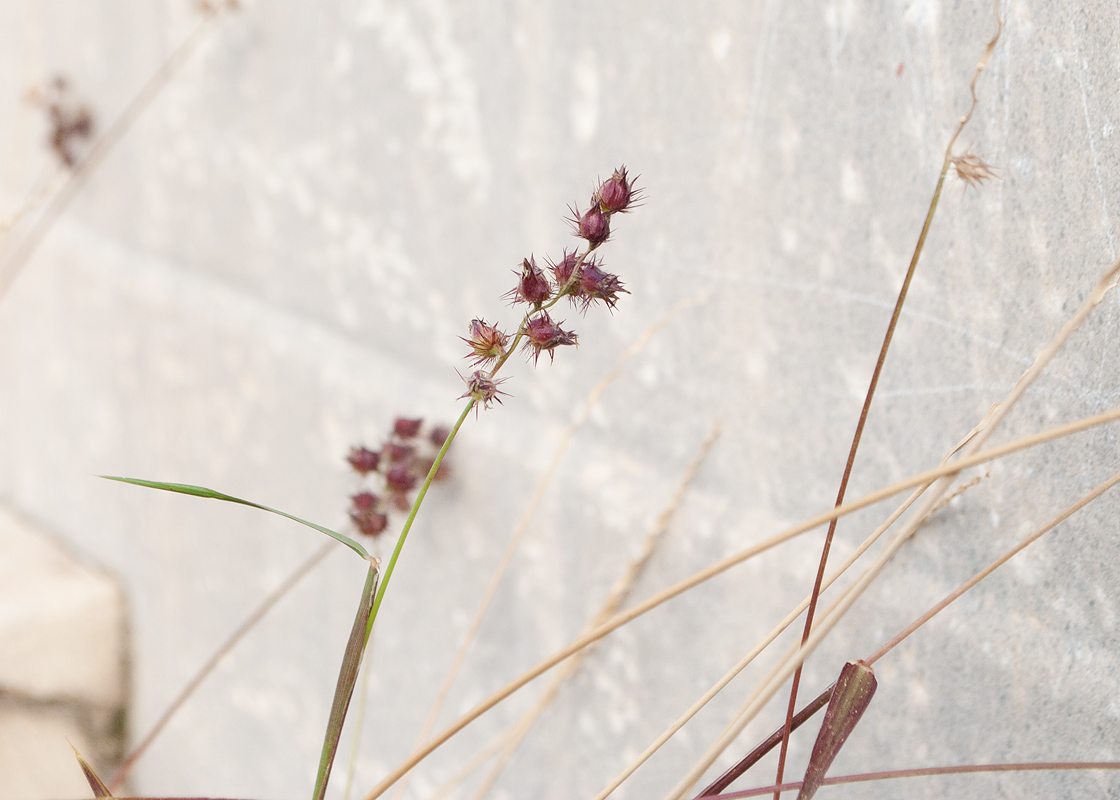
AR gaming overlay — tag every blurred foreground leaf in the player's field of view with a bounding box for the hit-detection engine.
[72,744,113,797]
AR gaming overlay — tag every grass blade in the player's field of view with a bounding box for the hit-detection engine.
[99,476,369,559]
[72,743,113,797]
[313,563,379,800]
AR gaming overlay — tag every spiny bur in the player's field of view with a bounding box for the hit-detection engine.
[504,257,552,306]
[593,166,643,214]
[523,312,579,364]
[459,370,509,412]
[461,319,509,367]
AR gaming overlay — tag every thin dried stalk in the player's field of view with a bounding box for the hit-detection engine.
[772,4,1005,793]
[110,540,335,791]
[867,465,1120,666]
[597,474,930,800]
[706,761,1120,799]
[664,258,1120,800]
[391,294,707,800]
[689,463,1120,796]
[358,403,1120,800]
[0,8,229,300]
[424,732,513,800]
[466,425,720,800]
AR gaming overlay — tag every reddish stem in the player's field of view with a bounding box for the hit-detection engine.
[697,684,835,797]
[708,761,1120,799]
[772,198,930,797]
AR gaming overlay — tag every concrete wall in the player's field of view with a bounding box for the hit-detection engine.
[1,1,1119,798]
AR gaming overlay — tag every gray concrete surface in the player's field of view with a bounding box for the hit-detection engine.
[1,1,1119,798]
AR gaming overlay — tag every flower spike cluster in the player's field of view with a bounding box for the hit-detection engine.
[458,166,640,409]
[346,417,451,538]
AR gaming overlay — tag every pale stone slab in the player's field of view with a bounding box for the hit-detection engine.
[0,507,125,708]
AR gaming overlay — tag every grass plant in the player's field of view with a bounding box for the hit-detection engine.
[2,1,1120,798]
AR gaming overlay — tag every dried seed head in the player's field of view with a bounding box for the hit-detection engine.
[573,205,611,247]
[577,263,628,312]
[383,442,415,464]
[385,464,418,494]
[351,490,377,510]
[459,370,509,411]
[347,446,381,474]
[38,76,95,169]
[523,311,578,364]
[594,166,641,214]
[952,152,997,189]
[461,318,510,366]
[504,257,552,305]
[547,249,581,293]
[349,491,388,537]
[393,417,423,438]
[429,425,451,447]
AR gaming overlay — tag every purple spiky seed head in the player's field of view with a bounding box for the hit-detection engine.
[347,446,381,474]
[461,318,509,366]
[504,257,552,305]
[349,491,388,537]
[578,263,628,312]
[386,464,418,494]
[459,370,508,411]
[393,417,423,438]
[594,166,641,214]
[384,443,415,465]
[523,312,578,364]
[574,206,610,247]
[547,249,581,293]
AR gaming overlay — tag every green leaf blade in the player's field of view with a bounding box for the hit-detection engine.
[100,475,369,559]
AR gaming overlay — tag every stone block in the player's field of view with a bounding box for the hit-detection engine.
[0,507,125,709]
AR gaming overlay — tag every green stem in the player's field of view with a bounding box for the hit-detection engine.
[334,240,602,796]
[363,240,598,642]
[366,398,475,640]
